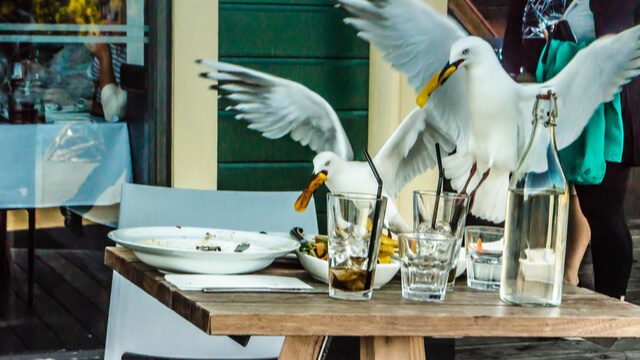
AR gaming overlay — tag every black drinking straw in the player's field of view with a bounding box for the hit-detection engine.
[431,143,444,229]
[363,149,383,291]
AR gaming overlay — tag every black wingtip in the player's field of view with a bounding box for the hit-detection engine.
[195,59,202,64]
[199,72,210,78]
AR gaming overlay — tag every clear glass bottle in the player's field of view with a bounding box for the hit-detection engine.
[500,87,570,307]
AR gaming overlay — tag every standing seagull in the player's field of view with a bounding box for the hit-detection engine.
[338,0,640,222]
[197,60,456,233]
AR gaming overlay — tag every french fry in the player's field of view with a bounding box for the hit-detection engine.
[380,234,398,248]
[379,244,395,258]
[294,173,328,212]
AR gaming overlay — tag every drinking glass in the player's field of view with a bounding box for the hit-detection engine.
[327,193,387,301]
[413,191,469,291]
[465,226,504,291]
[398,232,457,302]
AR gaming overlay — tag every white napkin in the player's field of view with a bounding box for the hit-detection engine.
[521,248,556,283]
[165,274,314,292]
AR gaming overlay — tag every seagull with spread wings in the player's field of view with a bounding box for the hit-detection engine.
[338,0,640,222]
[197,60,457,233]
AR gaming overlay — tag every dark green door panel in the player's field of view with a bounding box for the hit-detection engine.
[316,213,327,235]
[218,110,368,162]
[218,162,313,189]
[218,58,368,111]
[217,1,368,230]
[219,5,368,58]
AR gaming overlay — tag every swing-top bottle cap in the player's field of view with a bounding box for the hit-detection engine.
[538,86,556,99]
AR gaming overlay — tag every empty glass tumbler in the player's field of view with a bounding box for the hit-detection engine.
[398,232,457,302]
[414,190,469,290]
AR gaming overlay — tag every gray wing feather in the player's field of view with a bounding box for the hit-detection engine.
[199,60,354,160]
[374,107,456,199]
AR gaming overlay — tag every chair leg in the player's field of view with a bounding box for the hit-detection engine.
[27,209,36,306]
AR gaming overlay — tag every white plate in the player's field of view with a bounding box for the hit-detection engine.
[295,251,399,289]
[108,226,300,274]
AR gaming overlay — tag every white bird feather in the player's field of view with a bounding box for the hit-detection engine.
[338,0,640,223]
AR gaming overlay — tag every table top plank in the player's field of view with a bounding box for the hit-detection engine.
[105,247,640,338]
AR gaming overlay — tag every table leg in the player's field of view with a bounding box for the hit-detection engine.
[278,336,326,360]
[27,208,36,306]
[360,336,426,360]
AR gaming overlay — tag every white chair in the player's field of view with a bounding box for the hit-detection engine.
[104,183,318,360]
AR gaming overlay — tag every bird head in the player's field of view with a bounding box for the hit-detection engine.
[294,152,342,212]
[449,37,495,69]
[312,151,342,178]
[416,36,491,108]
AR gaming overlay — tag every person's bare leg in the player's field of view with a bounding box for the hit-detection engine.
[564,193,591,285]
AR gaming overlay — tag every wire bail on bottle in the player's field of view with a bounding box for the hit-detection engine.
[531,89,558,128]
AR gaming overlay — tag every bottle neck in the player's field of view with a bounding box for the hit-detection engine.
[531,96,558,150]
[510,90,567,192]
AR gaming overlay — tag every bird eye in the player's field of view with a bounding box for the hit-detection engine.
[462,48,469,55]
[325,161,331,167]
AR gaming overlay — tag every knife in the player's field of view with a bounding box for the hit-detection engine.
[202,287,328,294]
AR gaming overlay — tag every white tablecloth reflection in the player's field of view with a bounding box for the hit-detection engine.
[0,123,132,216]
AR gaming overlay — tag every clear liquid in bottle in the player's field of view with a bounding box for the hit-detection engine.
[501,189,569,306]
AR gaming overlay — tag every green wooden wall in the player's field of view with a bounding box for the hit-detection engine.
[217,0,369,233]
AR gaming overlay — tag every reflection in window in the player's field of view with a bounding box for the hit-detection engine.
[0,0,146,124]
[0,0,149,231]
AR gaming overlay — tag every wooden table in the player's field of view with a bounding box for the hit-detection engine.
[105,247,640,360]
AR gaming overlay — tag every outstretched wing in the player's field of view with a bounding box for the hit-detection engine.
[373,107,456,199]
[544,25,640,149]
[198,60,354,160]
[338,0,466,91]
[338,0,472,151]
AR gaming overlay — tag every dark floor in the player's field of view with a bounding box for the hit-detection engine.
[1,228,639,359]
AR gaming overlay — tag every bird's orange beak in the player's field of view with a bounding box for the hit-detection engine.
[294,171,328,212]
[416,59,464,108]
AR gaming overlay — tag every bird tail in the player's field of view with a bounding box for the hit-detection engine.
[442,151,509,223]
[470,168,510,224]
[442,150,478,192]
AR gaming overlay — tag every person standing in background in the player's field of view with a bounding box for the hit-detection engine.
[573,0,640,300]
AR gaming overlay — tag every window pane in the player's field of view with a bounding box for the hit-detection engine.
[0,0,152,226]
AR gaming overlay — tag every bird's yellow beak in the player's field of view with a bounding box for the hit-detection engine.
[294,171,328,212]
[416,60,463,108]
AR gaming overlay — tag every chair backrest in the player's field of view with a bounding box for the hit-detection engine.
[118,183,318,234]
